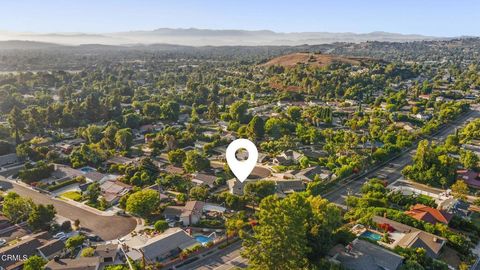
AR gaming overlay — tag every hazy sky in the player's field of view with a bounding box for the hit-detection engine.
[1,0,479,36]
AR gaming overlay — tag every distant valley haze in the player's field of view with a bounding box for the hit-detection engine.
[0,28,451,47]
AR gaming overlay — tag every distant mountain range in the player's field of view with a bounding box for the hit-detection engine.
[0,28,453,47]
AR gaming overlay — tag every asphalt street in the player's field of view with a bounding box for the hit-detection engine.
[0,176,137,241]
[324,107,480,206]
[176,241,247,270]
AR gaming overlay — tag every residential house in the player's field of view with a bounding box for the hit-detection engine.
[439,198,471,219]
[163,201,205,226]
[395,122,415,132]
[301,149,328,159]
[227,178,250,195]
[0,153,19,168]
[293,166,336,182]
[457,169,480,188]
[194,140,208,151]
[57,142,74,154]
[45,164,83,185]
[218,121,229,131]
[125,228,198,263]
[405,204,453,225]
[164,165,185,175]
[139,124,154,134]
[0,232,63,270]
[274,180,305,197]
[37,239,65,260]
[191,173,217,188]
[104,156,136,166]
[415,112,432,121]
[100,180,132,205]
[372,216,447,258]
[273,150,303,166]
[329,238,404,270]
[85,171,109,183]
[44,257,101,270]
[94,243,118,264]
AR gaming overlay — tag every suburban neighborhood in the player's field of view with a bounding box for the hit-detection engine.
[1,1,480,269]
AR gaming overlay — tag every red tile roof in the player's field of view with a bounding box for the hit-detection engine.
[405,204,453,225]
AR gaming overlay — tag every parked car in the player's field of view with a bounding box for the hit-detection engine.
[53,232,67,240]
[0,239,6,246]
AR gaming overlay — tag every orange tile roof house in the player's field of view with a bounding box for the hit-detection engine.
[405,204,453,225]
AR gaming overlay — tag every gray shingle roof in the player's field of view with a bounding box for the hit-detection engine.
[334,239,403,270]
[126,228,198,261]
[45,257,101,270]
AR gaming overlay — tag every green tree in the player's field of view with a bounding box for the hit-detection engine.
[242,193,341,269]
[81,247,96,257]
[23,255,46,270]
[154,220,169,233]
[2,192,34,223]
[167,149,186,166]
[451,180,469,200]
[460,150,479,170]
[123,113,141,129]
[82,125,103,144]
[126,189,160,218]
[86,182,101,204]
[247,116,265,140]
[189,186,210,201]
[229,100,249,123]
[8,106,25,144]
[287,106,302,121]
[183,150,210,173]
[244,181,276,203]
[143,103,162,119]
[65,235,86,251]
[27,204,56,231]
[242,194,310,269]
[115,128,133,151]
[207,101,219,121]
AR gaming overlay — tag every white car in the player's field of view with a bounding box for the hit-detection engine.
[0,239,6,246]
[53,232,67,240]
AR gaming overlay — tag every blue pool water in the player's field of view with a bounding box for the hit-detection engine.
[195,235,213,245]
[79,167,96,173]
[360,230,382,241]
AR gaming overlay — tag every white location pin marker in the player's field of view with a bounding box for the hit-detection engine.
[226,139,258,182]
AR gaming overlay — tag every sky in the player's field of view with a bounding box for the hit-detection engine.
[1,0,479,37]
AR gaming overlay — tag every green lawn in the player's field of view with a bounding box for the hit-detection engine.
[61,191,83,201]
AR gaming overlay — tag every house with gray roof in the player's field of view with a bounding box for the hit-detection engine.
[293,166,336,182]
[0,232,63,270]
[273,150,304,166]
[191,173,217,188]
[125,227,198,263]
[0,153,19,168]
[45,257,101,270]
[274,180,305,197]
[163,201,205,226]
[330,238,404,270]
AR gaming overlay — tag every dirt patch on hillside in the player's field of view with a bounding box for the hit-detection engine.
[260,52,370,68]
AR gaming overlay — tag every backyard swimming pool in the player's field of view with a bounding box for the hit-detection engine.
[360,230,382,241]
[79,166,96,173]
[194,235,213,245]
